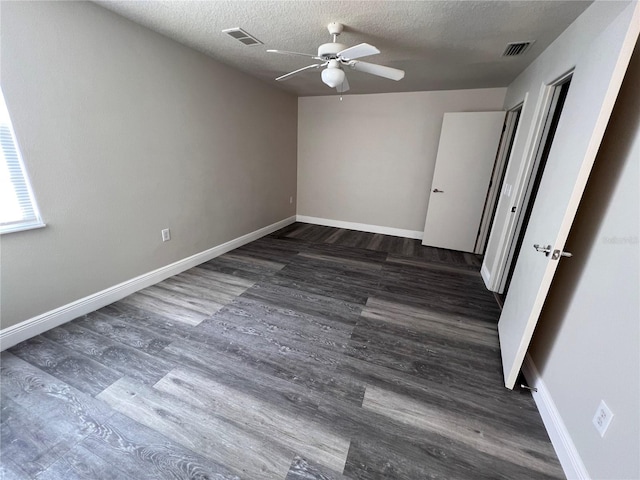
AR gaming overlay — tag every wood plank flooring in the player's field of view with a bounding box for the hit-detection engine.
[1,223,564,479]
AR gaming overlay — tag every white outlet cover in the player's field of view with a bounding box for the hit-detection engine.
[592,400,614,437]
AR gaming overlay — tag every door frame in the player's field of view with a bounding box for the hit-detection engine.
[474,103,523,254]
[484,70,574,292]
[497,72,573,294]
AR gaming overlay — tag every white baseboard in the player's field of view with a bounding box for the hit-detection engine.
[522,354,589,480]
[296,215,423,240]
[480,263,491,287]
[0,216,296,351]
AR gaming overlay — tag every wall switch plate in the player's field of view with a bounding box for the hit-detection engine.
[161,228,171,242]
[289,196,293,204]
[592,400,614,437]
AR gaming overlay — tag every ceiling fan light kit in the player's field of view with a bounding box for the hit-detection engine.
[321,60,345,88]
[268,22,405,93]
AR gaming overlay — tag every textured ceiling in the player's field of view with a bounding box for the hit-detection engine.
[96,0,593,96]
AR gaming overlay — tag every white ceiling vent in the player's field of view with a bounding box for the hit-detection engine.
[502,41,534,57]
[222,28,263,46]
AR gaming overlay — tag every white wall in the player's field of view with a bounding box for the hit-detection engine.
[0,1,297,330]
[530,39,639,479]
[297,89,506,234]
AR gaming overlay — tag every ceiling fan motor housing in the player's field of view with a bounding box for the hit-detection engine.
[318,42,347,60]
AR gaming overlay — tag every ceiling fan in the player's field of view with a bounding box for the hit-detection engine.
[267,22,405,92]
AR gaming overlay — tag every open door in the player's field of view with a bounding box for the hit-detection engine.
[422,111,505,253]
[499,2,640,389]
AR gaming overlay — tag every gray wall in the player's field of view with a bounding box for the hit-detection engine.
[530,41,639,480]
[297,89,506,233]
[0,1,297,329]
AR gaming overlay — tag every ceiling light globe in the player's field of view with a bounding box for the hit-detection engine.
[321,67,345,88]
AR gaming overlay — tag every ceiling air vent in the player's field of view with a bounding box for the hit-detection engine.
[502,41,534,57]
[222,28,263,46]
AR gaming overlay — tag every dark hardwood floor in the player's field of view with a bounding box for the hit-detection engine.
[0,223,563,479]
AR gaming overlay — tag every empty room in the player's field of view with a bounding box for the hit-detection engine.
[1,1,638,479]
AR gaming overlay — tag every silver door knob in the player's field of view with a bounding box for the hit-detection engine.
[432,188,444,193]
[533,244,552,256]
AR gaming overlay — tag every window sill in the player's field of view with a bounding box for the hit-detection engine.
[0,221,46,235]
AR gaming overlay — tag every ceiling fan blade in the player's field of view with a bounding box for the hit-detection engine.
[337,43,380,60]
[336,74,350,93]
[275,64,323,81]
[350,61,405,81]
[267,49,320,59]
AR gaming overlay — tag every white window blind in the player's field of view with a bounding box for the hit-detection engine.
[0,88,44,234]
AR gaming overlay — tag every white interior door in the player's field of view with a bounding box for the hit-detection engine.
[422,111,505,253]
[499,3,640,389]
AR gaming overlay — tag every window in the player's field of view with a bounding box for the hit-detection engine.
[0,88,44,234]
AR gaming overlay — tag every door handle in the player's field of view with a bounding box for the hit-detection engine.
[432,188,444,193]
[552,249,573,260]
[533,244,552,256]
[534,244,573,259]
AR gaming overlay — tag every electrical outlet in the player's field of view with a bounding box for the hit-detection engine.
[592,400,614,437]
[289,196,294,204]
[161,228,171,242]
